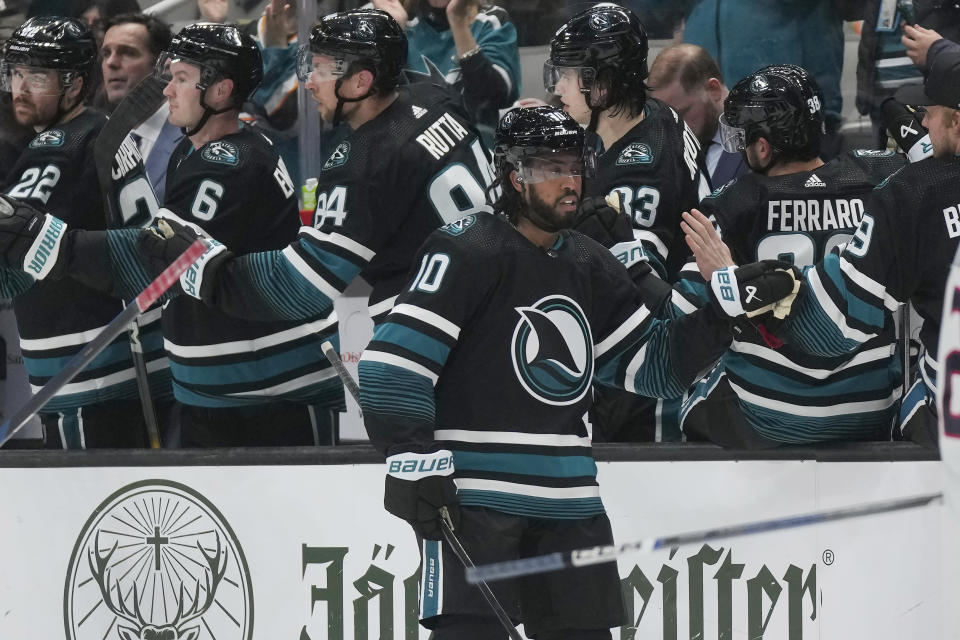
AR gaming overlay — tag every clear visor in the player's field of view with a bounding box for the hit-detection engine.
[543,61,595,96]
[719,114,747,153]
[295,46,348,83]
[153,52,200,83]
[0,62,72,95]
[517,153,586,184]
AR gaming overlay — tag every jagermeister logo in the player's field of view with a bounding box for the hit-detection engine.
[64,480,253,640]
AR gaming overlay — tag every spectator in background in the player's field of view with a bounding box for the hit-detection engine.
[243,0,302,187]
[373,0,520,145]
[856,0,960,148]
[644,0,849,159]
[100,12,180,201]
[197,0,228,22]
[649,43,747,188]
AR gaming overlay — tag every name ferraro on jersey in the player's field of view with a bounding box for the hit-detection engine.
[111,135,145,181]
[767,198,865,232]
[416,112,470,160]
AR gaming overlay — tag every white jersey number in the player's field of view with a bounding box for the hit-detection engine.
[9,164,61,204]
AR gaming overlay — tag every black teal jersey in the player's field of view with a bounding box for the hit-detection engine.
[358,213,731,519]
[785,155,960,402]
[584,98,710,280]
[2,110,165,410]
[198,92,495,326]
[680,150,908,443]
[159,127,339,407]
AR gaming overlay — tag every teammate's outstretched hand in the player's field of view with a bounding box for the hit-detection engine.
[682,209,734,279]
[137,210,231,301]
[0,194,69,280]
[902,24,943,68]
[384,449,460,540]
[574,193,633,248]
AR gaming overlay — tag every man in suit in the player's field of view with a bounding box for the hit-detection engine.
[649,43,748,189]
[100,12,181,201]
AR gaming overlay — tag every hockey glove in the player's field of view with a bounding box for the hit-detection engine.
[709,261,802,320]
[882,97,932,163]
[383,449,459,540]
[573,192,634,248]
[137,210,231,301]
[0,194,69,280]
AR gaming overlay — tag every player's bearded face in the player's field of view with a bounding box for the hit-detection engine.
[519,168,582,232]
[10,67,61,128]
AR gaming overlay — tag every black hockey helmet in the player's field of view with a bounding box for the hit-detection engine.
[545,4,648,112]
[297,9,406,94]
[1,16,97,96]
[494,106,593,182]
[721,63,825,159]
[157,23,263,105]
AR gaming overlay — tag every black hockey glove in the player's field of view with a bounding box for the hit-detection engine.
[709,261,802,320]
[573,193,633,248]
[882,97,932,163]
[0,194,70,281]
[383,449,459,540]
[137,210,231,301]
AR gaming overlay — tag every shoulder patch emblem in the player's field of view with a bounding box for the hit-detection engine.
[29,129,64,148]
[442,214,477,235]
[617,142,653,166]
[854,149,895,157]
[201,140,239,165]
[322,142,351,171]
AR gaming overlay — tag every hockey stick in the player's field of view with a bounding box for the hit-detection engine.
[94,74,169,448]
[319,345,521,638]
[0,238,208,448]
[320,340,362,417]
[466,492,942,585]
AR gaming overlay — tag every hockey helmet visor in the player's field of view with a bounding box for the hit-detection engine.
[543,60,596,96]
[718,113,747,153]
[295,45,350,83]
[517,151,589,184]
[154,51,224,91]
[0,63,75,95]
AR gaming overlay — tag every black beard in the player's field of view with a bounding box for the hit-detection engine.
[520,185,578,233]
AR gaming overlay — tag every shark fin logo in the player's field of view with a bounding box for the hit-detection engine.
[442,214,476,236]
[64,480,253,640]
[322,142,350,170]
[511,295,593,406]
[617,142,653,166]
[201,141,239,165]
[29,129,64,148]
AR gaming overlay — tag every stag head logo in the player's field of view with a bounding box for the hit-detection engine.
[64,480,253,640]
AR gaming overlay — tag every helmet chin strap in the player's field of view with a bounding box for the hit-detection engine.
[182,78,236,137]
[42,76,83,133]
[331,75,376,127]
[745,146,781,176]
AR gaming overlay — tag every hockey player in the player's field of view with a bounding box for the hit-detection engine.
[678,64,907,447]
[684,50,960,448]
[354,106,801,639]
[142,22,339,446]
[545,4,710,441]
[0,17,164,448]
[545,4,709,281]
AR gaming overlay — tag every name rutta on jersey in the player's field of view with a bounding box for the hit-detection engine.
[415,112,470,160]
[767,198,865,232]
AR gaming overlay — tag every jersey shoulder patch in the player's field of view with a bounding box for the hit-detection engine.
[617,142,654,166]
[323,142,351,170]
[201,140,240,166]
[441,214,478,236]
[853,149,895,158]
[28,129,65,148]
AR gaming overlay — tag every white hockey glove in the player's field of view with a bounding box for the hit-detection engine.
[710,261,802,320]
[383,449,459,540]
[0,194,68,280]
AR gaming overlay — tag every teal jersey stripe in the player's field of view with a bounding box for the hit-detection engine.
[823,256,885,329]
[171,377,338,407]
[359,360,436,423]
[740,401,897,444]
[297,238,365,284]
[724,351,898,399]
[453,450,597,479]
[168,342,325,385]
[23,339,132,378]
[457,490,605,520]
[375,322,451,366]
